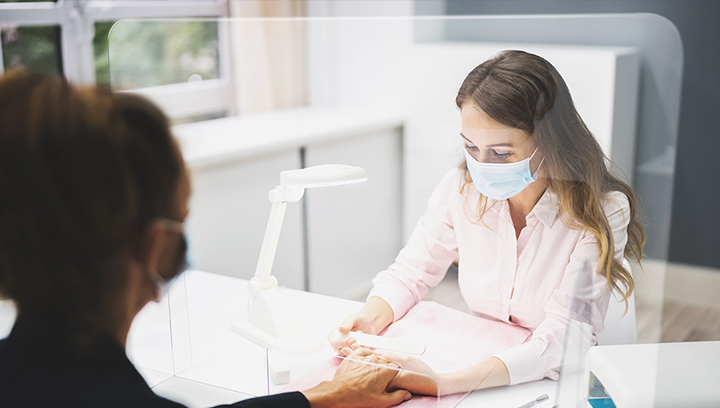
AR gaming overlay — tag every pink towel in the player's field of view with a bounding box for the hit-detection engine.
[283,301,531,407]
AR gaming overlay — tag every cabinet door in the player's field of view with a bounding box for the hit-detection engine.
[186,150,305,290]
[304,128,402,298]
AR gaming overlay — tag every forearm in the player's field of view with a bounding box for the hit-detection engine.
[439,357,510,394]
[389,357,510,396]
[360,296,394,334]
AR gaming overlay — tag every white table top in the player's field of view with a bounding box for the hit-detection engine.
[127,270,557,408]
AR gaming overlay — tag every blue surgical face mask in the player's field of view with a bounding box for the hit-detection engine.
[464,148,543,200]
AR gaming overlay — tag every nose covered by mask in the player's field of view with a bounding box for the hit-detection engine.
[464,147,544,200]
[148,223,190,300]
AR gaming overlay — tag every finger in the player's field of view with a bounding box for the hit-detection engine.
[338,314,358,333]
[348,347,373,358]
[375,350,405,365]
[340,347,354,356]
[328,332,349,351]
[384,390,412,405]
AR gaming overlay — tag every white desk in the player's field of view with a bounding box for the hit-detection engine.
[127,271,557,407]
[0,270,557,408]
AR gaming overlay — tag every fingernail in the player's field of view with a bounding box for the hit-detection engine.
[403,392,412,401]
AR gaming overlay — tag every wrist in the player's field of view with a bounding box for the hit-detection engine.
[363,296,394,333]
[437,371,460,395]
[302,381,346,408]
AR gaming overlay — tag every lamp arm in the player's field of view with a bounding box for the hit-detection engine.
[252,200,287,287]
[250,186,305,292]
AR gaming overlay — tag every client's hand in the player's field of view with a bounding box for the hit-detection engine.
[302,348,412,408]
[327,312,376,356]
[378,351,441,397]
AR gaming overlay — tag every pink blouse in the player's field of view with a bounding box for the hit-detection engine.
[367,168,631,385]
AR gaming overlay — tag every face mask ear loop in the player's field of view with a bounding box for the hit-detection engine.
[147,268,165,301]
[532,156,545,178]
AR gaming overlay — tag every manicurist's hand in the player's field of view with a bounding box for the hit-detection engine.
[381,352,512,396]
[377,351,441,396]
[302,348,412,408]
[327,296,395,356]
[327,312,375,356]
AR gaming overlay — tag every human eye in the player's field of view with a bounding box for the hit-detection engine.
[491,149,510,159]
[464,144,479,151]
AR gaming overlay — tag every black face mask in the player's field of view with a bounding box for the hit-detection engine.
[171,233,189,278]
[150,219,189,298]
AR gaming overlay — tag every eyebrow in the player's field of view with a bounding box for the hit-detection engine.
[460,133,513,148]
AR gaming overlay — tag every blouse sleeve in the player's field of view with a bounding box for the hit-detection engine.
[492,192,632,385]
[367,169,461,322]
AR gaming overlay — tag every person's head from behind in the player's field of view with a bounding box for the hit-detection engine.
[456,50,645,304]
[0,70,190,342]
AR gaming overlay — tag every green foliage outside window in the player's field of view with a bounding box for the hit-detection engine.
[102,20,220,90]
[1,18,219,90]
[1,25,63,77]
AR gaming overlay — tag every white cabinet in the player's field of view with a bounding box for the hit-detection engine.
[186,151,305,290]
[304,128,403,299]
[175,108,404,296]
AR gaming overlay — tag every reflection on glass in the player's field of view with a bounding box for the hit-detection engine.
[94,21,114,85]
[1,25,62,76]
[106,20,220,90]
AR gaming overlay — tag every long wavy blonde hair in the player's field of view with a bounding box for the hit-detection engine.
[456,50,646,306]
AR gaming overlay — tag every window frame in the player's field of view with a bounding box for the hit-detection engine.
[0,0,233,119]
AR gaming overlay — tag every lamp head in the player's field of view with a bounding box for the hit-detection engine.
[280,164,367,188]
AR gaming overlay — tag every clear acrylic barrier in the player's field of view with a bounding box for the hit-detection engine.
[106,15,691,408]
[126,272,189,387]
[166,270,269,397]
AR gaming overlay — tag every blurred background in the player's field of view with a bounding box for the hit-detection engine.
[1,0,718,345]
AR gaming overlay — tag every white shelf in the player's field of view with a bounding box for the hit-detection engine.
[173,106,405,170]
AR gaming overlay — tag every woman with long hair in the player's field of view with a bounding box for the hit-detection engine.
[330,50,646,395]
[0,70,411,408]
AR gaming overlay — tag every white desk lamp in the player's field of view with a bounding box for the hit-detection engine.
[231,164,367,354]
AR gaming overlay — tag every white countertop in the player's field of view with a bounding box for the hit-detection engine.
[174,106,405,170]
[128,270,557,407]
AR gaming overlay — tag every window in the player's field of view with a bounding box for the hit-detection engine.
[1,24,62,77]
[0,0,230,124]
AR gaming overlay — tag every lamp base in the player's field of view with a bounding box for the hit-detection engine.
[230,318,325,356]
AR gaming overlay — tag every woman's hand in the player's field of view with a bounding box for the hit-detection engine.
[327,312,377,356]
[383,353,512,396]
[327,296,395,356]
[302,348,412,408]
[378,351,442,397]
